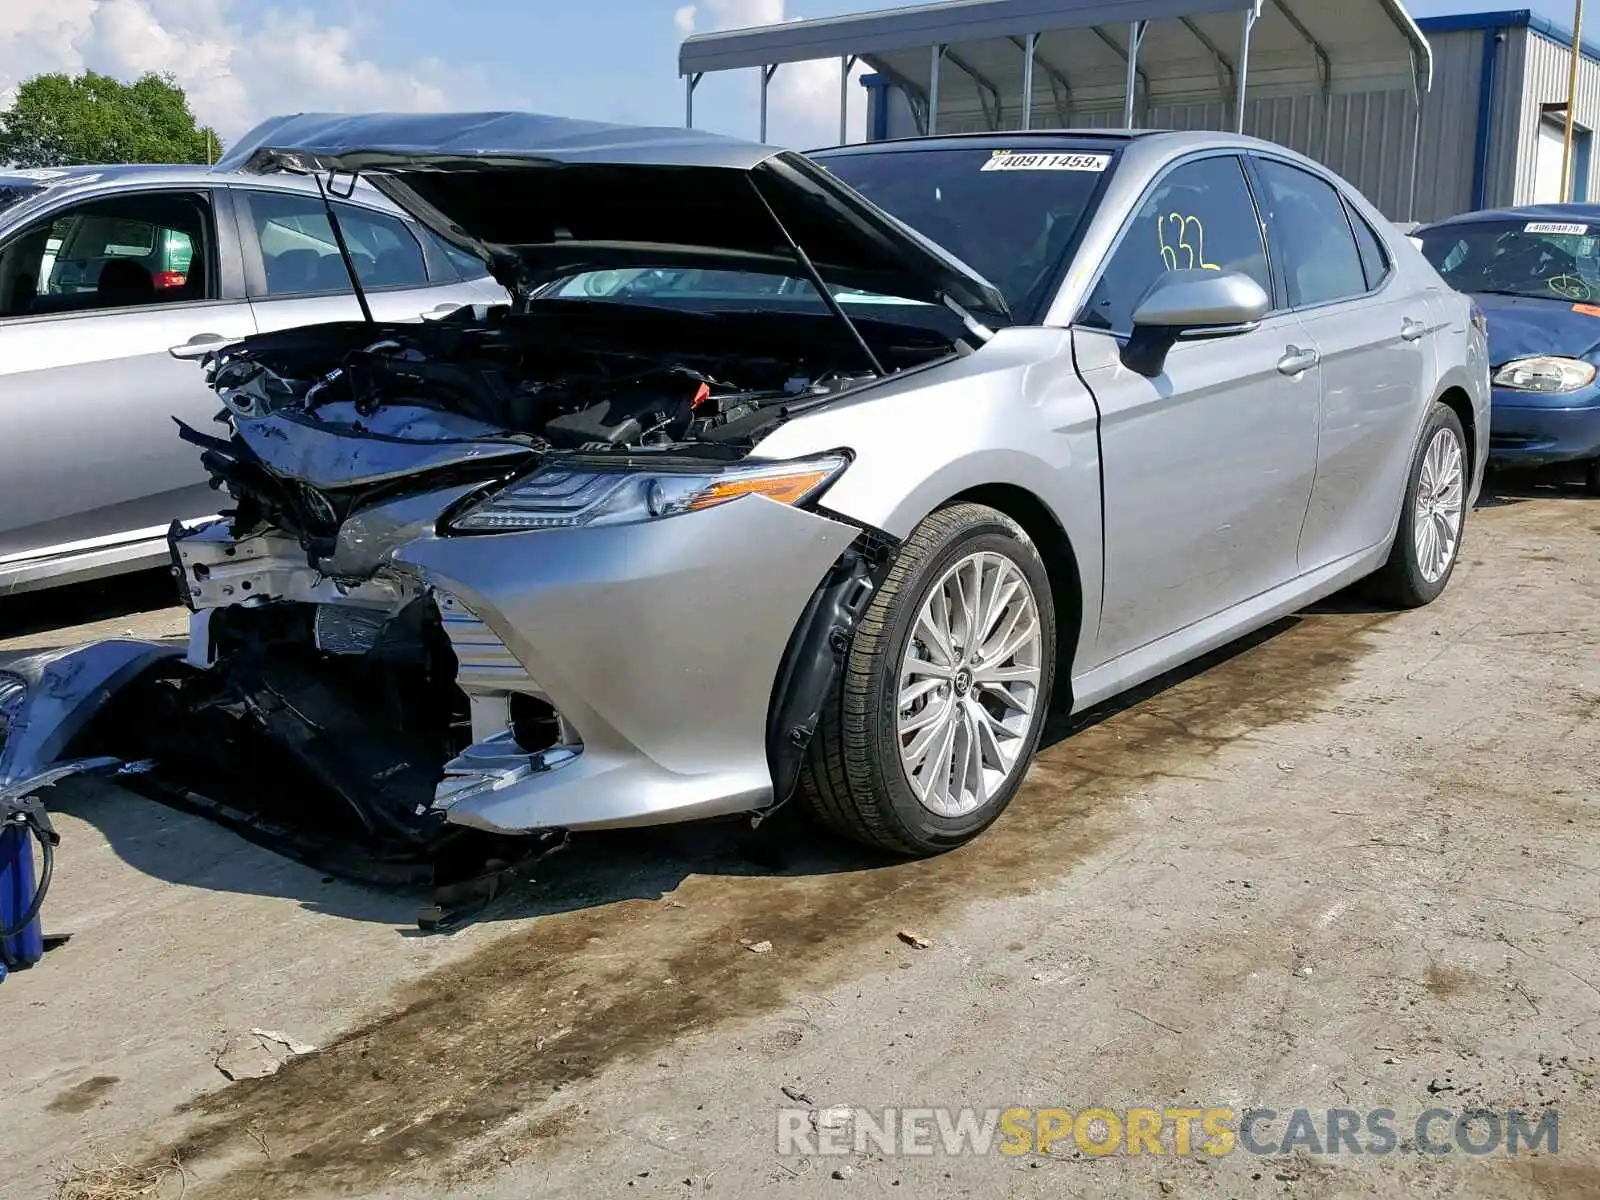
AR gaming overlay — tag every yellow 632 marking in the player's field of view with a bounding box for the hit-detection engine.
[1158,212,1221,271]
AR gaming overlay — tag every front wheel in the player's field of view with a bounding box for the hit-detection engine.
[802,503,1057,855]
[1584,459,1600,496]
[1371,401,1468,608]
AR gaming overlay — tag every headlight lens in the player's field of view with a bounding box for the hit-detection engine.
[1492,355,1597,392]
[448,453,849,532]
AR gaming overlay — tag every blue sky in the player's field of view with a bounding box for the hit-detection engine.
[0,1,1584,151]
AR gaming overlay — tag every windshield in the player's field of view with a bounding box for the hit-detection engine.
[1418,218,1600,302]
[818,145,1115,319]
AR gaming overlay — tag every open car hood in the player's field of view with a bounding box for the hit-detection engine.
[215,111,1010,322]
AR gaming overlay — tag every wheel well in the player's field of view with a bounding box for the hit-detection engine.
[1436,387,1477,485]
[948,483,1082,714]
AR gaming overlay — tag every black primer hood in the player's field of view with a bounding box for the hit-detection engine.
[215,111,1009,322]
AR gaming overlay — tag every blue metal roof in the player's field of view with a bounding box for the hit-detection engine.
[1416,9,1600,67]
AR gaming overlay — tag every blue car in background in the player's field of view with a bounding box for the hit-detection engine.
[1416,204,1600,493]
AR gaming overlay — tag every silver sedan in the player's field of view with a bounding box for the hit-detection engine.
[0,113,1488,871]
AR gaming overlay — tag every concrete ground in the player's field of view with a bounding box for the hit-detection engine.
[1,475,1597,1200]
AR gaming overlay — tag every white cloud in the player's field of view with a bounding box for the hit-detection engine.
[674,0,868,148]
[0,0,470,143]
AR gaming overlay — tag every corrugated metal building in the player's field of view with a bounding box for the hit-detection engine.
[678,4,1600,224]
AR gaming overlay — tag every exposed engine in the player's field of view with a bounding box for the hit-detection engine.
[183,301,947,554]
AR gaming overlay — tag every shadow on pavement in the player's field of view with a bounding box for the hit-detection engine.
[0,568,178,643]
[44,616,1310,934]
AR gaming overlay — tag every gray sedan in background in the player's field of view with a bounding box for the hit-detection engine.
[0,164,505,594]
[0,115,1488,880]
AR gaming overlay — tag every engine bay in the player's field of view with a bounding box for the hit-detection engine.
[188,301,954,552]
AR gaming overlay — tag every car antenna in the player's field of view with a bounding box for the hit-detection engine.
[745,176,884,377]
[314,170,375,323]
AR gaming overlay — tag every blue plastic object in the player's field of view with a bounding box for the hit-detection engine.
[0,814,49,980]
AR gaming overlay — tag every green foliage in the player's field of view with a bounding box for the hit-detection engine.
[0,72,223,168]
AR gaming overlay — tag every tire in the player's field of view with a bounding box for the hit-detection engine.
[1584,459,1600,496]
[801,502,1057,855]
[1370,401,1469,608]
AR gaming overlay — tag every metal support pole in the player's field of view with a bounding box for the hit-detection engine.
[1563,0,1586,201]
[760,65,777,142]
[685,73,701,128]
[839,55,857,144]
[1124,21,1147,128]
[1235,8,1257,133]
[1408,49,1423,220]
[929,44,944,135]
[1022,33,1036,130]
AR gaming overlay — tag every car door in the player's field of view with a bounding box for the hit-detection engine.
[1248,155,1432,571]
[1071,153,1322,668]
[230,186,498,335]
[0,186,255,565]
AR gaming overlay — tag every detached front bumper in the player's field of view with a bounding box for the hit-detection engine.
[402,494,858,833]
[1488,389,1600,466]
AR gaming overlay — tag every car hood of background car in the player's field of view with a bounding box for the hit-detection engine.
[214,111,1010,321]
[1474,290,1600,366]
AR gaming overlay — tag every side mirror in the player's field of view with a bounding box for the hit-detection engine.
[1123,269,1271,376]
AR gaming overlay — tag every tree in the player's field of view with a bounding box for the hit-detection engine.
[0,72,223,168]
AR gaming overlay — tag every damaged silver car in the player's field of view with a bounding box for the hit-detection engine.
[0,114,1488,899]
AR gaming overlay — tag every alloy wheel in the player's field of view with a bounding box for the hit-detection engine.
[895,551,1043,817]
[1414,427,1465,584]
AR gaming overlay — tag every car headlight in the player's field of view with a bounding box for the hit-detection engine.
[1492,356,1597,392]
[447,453,850,532]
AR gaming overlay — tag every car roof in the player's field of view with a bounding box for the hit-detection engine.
[810,128,1275,158]
[1418,202,1600,231]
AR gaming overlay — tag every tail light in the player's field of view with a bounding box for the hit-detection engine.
[153,271,187,290]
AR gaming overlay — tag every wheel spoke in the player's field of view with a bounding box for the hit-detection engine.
[915,608,957,669]
[902,703,952,771]
[898,677,945,709]
[977,678,1033,714]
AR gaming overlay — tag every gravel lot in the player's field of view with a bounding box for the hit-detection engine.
[2,476,1597,1200]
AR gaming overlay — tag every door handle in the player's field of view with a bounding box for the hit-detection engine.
[168,333,228,360]
[420,303,462,321]
[1401,317,1428,342]
[1277,345,1320,376]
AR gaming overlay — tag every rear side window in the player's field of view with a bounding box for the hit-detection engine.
[1346,201,1393,290]
[1253,158,1367,307]
[1080,154,1270,334]
[239,190,429,296]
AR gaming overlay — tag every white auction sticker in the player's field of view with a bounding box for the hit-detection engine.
[1525,221,1588,234]
[981,150,1111,173]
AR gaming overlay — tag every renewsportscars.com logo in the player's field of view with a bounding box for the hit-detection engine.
[776,1105,1560,1159]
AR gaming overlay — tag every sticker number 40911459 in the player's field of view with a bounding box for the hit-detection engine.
[981,151,1112,172]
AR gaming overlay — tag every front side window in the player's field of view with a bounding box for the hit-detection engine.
[1417,219,1600,302]
[1253,158,1367,308]
[241,191,429,296]
[1080,155,1271,334]
[0,191,213,319]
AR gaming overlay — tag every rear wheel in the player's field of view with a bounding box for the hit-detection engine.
[802,503,1056,855]
[1584,459,1600,496]
[1370,401,1468,608]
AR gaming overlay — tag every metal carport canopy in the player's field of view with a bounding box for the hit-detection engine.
[678,0,1432,139]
